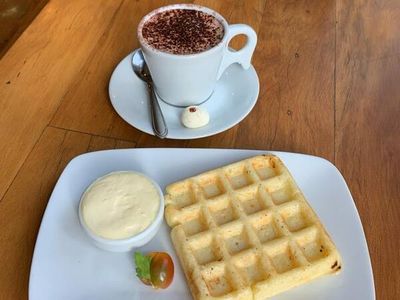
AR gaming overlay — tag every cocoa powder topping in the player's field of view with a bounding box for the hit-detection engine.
[142,9,224,55]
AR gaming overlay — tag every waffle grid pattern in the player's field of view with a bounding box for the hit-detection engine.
[165,155,341,300]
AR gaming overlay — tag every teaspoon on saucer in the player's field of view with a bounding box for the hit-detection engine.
[131,49,168,138]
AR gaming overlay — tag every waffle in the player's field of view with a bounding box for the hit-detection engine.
[165,155,342,300]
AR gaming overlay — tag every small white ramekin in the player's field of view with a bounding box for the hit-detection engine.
[78,171,164,252]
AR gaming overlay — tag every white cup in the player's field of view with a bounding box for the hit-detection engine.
[137,4,257,107]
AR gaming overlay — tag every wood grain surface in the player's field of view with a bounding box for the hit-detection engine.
[0,0,399,299]
[335,0,400,298]
[0,0,49,58]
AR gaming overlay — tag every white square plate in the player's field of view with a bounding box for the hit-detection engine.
[29,149,375,299]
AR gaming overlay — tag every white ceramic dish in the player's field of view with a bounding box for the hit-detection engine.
[108,51,259,139]
[29,149,375,300]
[78,171,165,252]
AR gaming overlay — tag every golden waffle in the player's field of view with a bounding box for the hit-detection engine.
[165,155,342,300]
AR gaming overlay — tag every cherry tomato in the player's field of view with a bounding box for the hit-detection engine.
[149,252,174,289]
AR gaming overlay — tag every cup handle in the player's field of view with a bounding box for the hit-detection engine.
[217,24,257,80]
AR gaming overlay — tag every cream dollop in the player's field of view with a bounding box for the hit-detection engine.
[181,106,210,128]
[80,171,160,240]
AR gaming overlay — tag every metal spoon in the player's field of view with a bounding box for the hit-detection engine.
[131,49,168,138]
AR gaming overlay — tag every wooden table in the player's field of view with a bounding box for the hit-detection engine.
[0,0,398,299]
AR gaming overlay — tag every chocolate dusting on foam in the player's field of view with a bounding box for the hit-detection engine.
[142,9,224,55]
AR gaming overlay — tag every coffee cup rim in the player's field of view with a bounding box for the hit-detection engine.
[137,4,229,58]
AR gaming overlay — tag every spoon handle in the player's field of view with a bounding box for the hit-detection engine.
[148,83,168,138]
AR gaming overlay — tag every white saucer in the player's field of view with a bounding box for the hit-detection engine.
[109,51,259,139]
